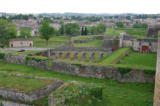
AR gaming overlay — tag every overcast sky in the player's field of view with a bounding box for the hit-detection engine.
[0,0,160,14]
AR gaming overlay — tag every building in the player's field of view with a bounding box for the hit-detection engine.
[119,33,157,53]
[9,38,33,48]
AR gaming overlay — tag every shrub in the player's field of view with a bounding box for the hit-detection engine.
[89,87,103,99]
[0,53,5,59]
[26,56,48,62]
[118,67,132,76]
[144,69,155,75]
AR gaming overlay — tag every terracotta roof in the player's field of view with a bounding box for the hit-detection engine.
[10,38,33,42]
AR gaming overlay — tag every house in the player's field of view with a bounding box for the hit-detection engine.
[119,33,157,53]
[9,38,33,48]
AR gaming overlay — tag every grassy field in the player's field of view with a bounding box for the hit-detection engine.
[106,28,147,38]
[1,50,40,55]
[120,52,157,68]
[74,39,103,47]
[33,36,70,48]
[72,35,98,40]
[99,48,131,64]
[0,73,54,93]
[0,61,154,106]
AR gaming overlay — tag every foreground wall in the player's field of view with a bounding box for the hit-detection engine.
[51,61,155,83]
[3,54,155,83]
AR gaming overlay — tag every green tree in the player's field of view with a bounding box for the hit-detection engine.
[39,21,55,45]
[59,23,65,35]
[65,23,80,35]
[20,28,31,38]
[84,27,88,35]
[97,24,106,34]
[116,22,124,28]
[0,19,17,46]
[81,27,84,35]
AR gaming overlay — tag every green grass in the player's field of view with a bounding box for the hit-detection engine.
[1,50,40,55]
[106,28,147,38]
[100,48,131,64]
[33,36,70,48]
[120,52,157,68]
[0,61,154,106]
[72,35,97,40]
[74,39,103,47]
[0,73,54,93]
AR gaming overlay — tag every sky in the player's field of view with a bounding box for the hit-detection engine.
[0,0,160,14]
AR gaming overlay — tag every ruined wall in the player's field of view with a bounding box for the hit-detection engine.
[51,61,154,83]
[154,34,160,106]
[4,54,26,64]
[0,75,63,103]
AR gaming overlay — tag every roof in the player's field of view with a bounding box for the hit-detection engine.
[10,38,33,42]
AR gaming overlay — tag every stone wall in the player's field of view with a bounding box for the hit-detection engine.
[4,54,26,64]
[51,61,155,83]
[27,59,49,70]
[0,75,63,103]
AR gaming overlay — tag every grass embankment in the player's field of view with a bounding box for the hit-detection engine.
[106,28,147,38]
[74,39,103,47]
[72,35,98,40]
[33,36,70,48]
[1,50,39,55]
[0,73,54,93]
[119,52,157,69]
[0,61,154,106]
[99,48,131,64]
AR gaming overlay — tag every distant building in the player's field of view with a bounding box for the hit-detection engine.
[9,38,33,48]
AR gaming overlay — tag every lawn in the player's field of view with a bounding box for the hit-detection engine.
[72,35,98,40]
[0,61,154,106]
[1,50,40,55]
[99,48,131,64]
[106,28,147,38]
[120,52,157,68]
[74,39,103,47]
[33,36,70,48]
[0,73,54,93]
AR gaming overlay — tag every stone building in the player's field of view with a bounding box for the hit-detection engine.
[119,33,157,53]
[9,38,33,48]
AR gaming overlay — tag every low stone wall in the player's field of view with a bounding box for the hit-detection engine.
[51,61,155,83]
[0,76,63,103]
[27,59,48,70]
[4,54,26,64]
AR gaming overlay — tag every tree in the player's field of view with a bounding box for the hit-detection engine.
[81,27,84,35]
[116,22,124,28]
[97,24,106,34]
[0,19,17,46]
[59,23,65,35]
[84,27,88,35]
[20,28,31,38]
[39,21,55,45]
[65,23,80,35]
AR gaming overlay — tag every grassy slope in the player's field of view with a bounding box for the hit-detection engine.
[120,52,157,68]
[0,73,53,93]
[74,39,103,47]
[106,28,147,38]
[33,36,70,48]
[99,48,131,64]
[1,50,40,55]
[0,61,154,106]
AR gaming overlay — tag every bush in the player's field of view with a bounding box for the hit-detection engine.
[118,67,132,76]
[144,69,155,75]
[0,53,5,59]
[26,56,48,62]
[90,87,103,99]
